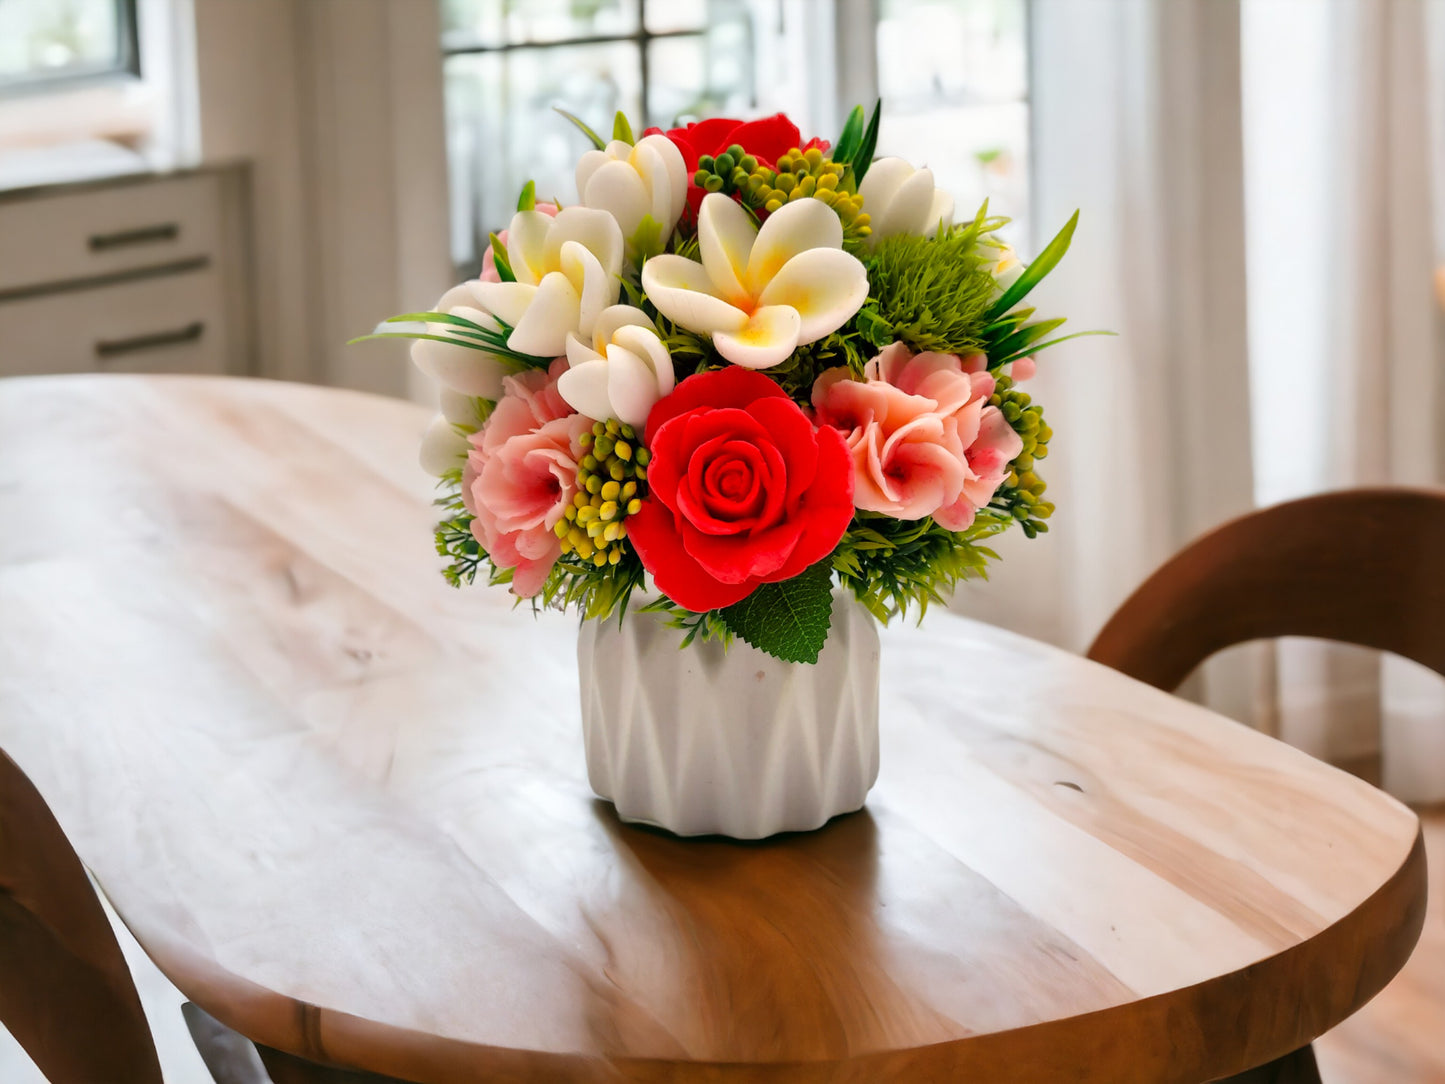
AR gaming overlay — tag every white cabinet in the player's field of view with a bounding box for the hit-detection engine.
[0,169,252,378]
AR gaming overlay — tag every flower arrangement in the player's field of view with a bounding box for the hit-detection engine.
[363,105,1090,664]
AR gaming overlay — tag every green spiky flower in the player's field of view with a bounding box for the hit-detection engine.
[557,419,650,567]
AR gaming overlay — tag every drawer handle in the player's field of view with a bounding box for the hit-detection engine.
[95,322,205,360]
[89,223,181,252]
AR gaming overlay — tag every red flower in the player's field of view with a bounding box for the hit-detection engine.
[646,113,830,219]
[627,368,854,612]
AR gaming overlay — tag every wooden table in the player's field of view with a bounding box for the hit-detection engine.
[0,375,1426,1084]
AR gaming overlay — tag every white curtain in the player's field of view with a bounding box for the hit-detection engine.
[1242,0,1445,802]
[969,0,1445,802]
[956,0,1264,722]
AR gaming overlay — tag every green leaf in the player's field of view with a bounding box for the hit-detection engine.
[488,232,515,282]
[834,104,866,163]
[984,210,1078,321]
[517,180,536,212]
[850,99,883,184]
[554,106,605,150]
[720,560,835,665]
[628,214,665,262]
[988,317,1066,362]
[612,111,634,145]
[995,329,1116,365]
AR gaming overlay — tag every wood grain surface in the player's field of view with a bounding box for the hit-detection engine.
[0,375,1426,1083]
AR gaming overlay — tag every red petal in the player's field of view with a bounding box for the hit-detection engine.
[728,113,802,168]
[628,497,757,612]
[644,368,789,446]
[683,517,803,584]
[745,396,819,508]
[761,423,855,583]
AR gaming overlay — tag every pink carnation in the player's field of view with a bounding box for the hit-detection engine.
[464,359,590,596]
[480,202,559,283]
[811,343,1023,531]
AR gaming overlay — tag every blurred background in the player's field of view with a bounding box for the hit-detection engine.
[2,0,1444,798]
[2,3,1444,1081]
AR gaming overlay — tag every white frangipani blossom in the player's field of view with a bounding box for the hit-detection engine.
[576,135,689,243]
[857,157,954,247]
[640,192,869,370]
[418,389,491,476]
[475,206,624,358]
[978,237,1025,292]
[557,305,675,428]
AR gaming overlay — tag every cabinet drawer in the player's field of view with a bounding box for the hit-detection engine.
[0,268,228,376]
[0,174,222,296]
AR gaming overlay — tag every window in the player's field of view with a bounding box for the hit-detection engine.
[0,0,140,92]
[873,0,1030,245]
[441,0,1031,275]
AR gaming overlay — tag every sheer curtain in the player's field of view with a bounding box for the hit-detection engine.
[1243,0,1445,801]
[992,0,1445,801]
[957,0,1263,722]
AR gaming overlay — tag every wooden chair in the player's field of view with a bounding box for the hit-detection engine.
[1088,486,1445,1083]
[0,748,400,1084]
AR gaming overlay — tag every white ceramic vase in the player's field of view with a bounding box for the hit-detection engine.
[577,592,881,839]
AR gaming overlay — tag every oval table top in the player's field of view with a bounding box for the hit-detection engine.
[0,374,1426,1084]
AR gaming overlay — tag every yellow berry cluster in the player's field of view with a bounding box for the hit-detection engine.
[555,419,650,566]
[746,148,870,241]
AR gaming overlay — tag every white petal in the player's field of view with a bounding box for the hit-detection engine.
[592,304,656,348]
[640,254,750,335]
[581,159,651,241]
[505,210,554,285]
[612,324,674,395]
[712,305,802,369]
[557,358,615,421]
[745,197,844,295]
[857,157,915,216]
[606,344,662,428]
[757,247,870,343]
[927,187,955,236]
[410,337,508,399]
[698,192,756,308]
[871,168,937,239]
[435,281,486,312]
[636,134,687,231]
[439,387,488,428]
[419,415,470,477]
[507,271,580,357]
[575,147,612,201]
[546,206,623,279]
[558,240,615,340]
[473,281,536,330]
[565,331,604,369]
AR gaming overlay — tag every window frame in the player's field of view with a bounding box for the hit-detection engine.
[0,0,142,99]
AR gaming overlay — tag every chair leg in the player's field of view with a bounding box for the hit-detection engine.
[1215,1044,1323,1083]
[181,1002,273,1084]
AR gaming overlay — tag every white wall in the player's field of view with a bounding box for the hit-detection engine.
[191,0,452,396]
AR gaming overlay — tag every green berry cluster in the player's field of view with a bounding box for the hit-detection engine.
[556,419,650,566]
[693,143,759,197]
[990,371,1054,535]
[750,148,870,244]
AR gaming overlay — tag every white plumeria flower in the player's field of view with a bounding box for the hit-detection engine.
[979,237,1026,292]
[640,192,869,370]
[557,305,675,428]
[409,280,511,401]
[417,374,495,476]
[576,135,689,244]
[857,157,954,247]
[475,205,624,358]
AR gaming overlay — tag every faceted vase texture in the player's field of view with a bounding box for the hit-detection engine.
[577,592,881,839]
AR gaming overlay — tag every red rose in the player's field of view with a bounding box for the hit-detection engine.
[627,368,854,612]
[645,114,830,219]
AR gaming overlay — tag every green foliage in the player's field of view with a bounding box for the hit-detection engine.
[612,110,635,145]
[833,104,867,166]
[554,106,605,150]
[847,99,882,184]
[350,311,551,372]
[985,210,1077,320]
[517,180,536,212]
[858,231,999,355]
[433,470,486,589]
[488,232,515,282]
[832,512,1012,622]
[628,214,666,264]
[638,598,735,650]
[720,560,836,664]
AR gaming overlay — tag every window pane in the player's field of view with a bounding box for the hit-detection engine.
[643,0,709,34]
[442,0,640,50]
[646,15,757,127]
[445,43,643,273]
[0,0,130,86]
[875,0,1030,245]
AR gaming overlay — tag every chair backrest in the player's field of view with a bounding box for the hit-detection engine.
[1087,487,1445,691]
[0,748,164,1084]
